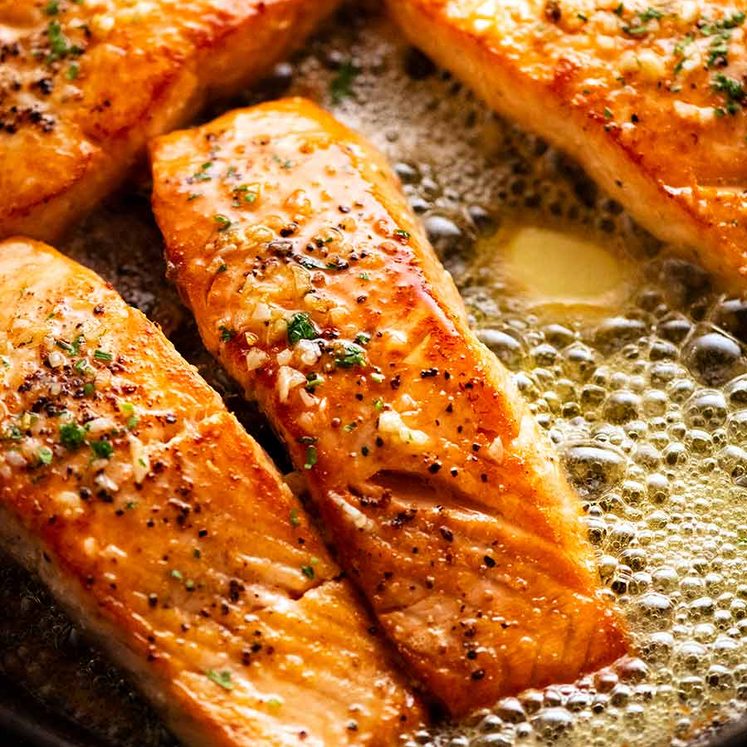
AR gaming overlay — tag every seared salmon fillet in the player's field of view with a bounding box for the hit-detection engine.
[388,0,747,288]
[0,0,340,242]
[150,99,629,717]
[0,238,422,746]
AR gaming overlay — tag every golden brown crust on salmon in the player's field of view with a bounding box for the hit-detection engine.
[150,98,629,717]
[0,0,340,242]
[386,0,747,288]
[0,238,422,746]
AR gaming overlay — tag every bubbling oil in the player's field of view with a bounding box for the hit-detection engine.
[275,6,747,746]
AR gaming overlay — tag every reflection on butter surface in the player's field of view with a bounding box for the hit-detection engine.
[499,225,632,311]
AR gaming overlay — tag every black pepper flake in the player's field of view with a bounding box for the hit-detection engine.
[148,593,158,608]
[228,578,245,603]
[471,669,486,681]
[269,239,294,256]
[483,555,496,568]
[428,462,442,474]
[439,526,454,542]
[420,367,439,378]
[391,508,417,527]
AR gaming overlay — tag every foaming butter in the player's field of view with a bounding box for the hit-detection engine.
[498,225,632,311]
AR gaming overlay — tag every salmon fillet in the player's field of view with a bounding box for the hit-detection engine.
[0,238,422,746]
[150,98,629,717]
[0,0,340,242]
[387,0,747,288]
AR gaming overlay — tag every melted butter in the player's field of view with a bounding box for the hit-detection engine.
[496,225,632,312]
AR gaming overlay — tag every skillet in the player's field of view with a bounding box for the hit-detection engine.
[2,2,747,745]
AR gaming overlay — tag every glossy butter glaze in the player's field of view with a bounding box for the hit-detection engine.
[387,0,747,287]
[151,99,629,717]
[0,0,340,240]
[0,237,422,747]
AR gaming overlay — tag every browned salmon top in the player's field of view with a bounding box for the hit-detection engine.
[0,0,340,241]
[150,98,629,717]
[0,237,422,746]
[387,0,747,287]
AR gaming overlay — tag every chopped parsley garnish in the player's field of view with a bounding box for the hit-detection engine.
[170,569,183,580]
[290,508,301,527]
[700,12,746,68]
[394,229,410,240]
[120,402,134,415]
[622,8,662,37]
[1,424,22,442]
[271,154,293,169]
[45,1,60,15]
[295,254,331,271]
[304,445,318,470]
[206,669,234,691]
[354,332,371,346]
[60,422,86,450]
[637,7,663,22]
[330,60,359,104]
[66,62,79,80]
[334,341,367,368]
[37,447,53,466]
[93,349,113,362]
[219,325,236,342]
[301,564,315,579]
[191,162,213,182]
[120,402,139,430]
[287,312,319,345]
[90,438,113,459]
[712,73,745,115]
[305,372,324,391]
[214,214,232,232]
[232,185,258,206]
[46,20,80,63]
[56,335,83,355]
